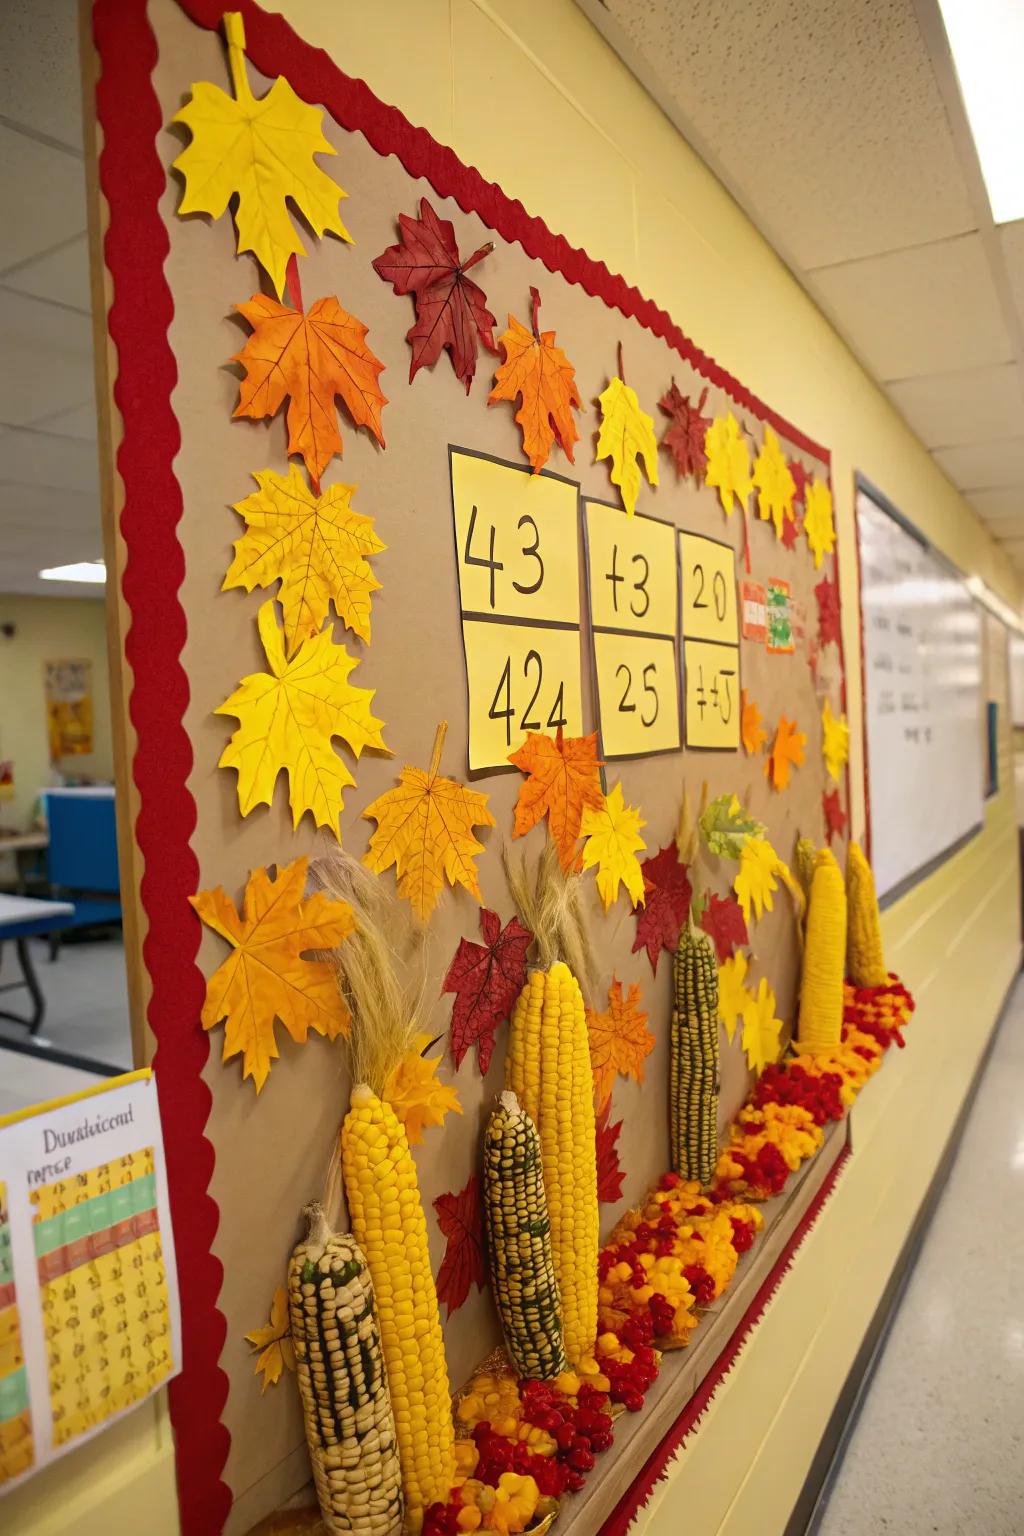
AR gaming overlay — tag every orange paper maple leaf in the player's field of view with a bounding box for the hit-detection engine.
[189,855,354,1092]
[509,727,605,872]
[741,688,768,755]
[234,293,387,482]
[362,723,495,920]
[765,716,807,791]
[488,287,581,472]
[586,977,655,1112]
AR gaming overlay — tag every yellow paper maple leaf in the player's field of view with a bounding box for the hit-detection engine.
[384,1031,463,1144]
[246,1286,295,1391]
[752,424,796,539]
[580,781,647,912]
[595,376,659,517]
[189,855,354,1092]
[734,837,779,924]
[704,412,753,516]
[586,977,655,1111]
[362,722,495,921]
[172,12,351,300]
[804,478,836,568]
[821,699,849,782]
[741,977,783,1075]
[225,466,385,654]
[717,950,750,1042]
[216,600,387,837]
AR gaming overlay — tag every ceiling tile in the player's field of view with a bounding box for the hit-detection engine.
[968,486,1024,521]
[999,221,1024,324]
[0,484,98,534]
[808,235,1011,379]
[932,438,1024,491]
[0,234,91,312]
[26,400,96,443]
[886,364,1024,449]
[0,291,93,427]
[0,126,85,272]
[0,0,84,152]
[0,425,98,495]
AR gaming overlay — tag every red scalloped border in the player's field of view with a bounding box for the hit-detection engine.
[91,2,840,1532]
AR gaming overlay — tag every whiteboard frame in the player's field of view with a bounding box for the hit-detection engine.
[854,472,984,908]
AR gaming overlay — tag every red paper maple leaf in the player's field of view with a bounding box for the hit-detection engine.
[372,197,497,392]
[780,508,801,551]
[789,458,810,508]
[442,908,533,1073]
[658,382,711,480]
[596,1102,625,1204]
[823,789,847,842]
[815,572,841,648]
[433,1174,486,1317]
[700,892,749,963]
[631,844,692,975]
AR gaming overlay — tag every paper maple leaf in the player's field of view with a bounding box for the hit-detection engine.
[789,458,811,508]
[586,977,655,1112]
[595,375,659,517]
[580,782,647,912]
[704,412,753,516]
[509,728,604,872]
[216,601,387,837]
[821,700,849,782]
[225,466,385,654]
[372,197,497,392]
[716,950,750,1042]
[631,843,692,976]
[246,1286,295,1391]
[780,507,801,550]
[700,892,749,964]
[433,1174,487,1317]
[699,792,766,860]
[752,425,796,539]
[765,716,806,792]
[734,838,779,924]
[172,13,350,301]
[741,978,783,1076]
[659,382,711,481]
[362,724,495,920]
[385,1031,462,1144]
[741,689,768,756]
[234,294,387,483]
[803,479,836,569]
[815,572,841,648]
[596,1102,626,1204]
[443,908,533,1074]
[189,855,354,1092]
[489,287,581,473]
[823,788,847,842]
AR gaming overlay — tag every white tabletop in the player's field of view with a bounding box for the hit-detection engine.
[0,894,75,924]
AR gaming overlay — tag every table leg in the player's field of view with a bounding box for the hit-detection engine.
[0,937,46,1032]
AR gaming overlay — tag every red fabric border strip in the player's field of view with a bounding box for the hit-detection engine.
[91,4,231,1533]
[600,1144,851,1535]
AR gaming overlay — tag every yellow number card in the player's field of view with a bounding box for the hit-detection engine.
[461,622,584,773]
[584,500,681,759]
[683,639,741,750]
[679,531,739,644]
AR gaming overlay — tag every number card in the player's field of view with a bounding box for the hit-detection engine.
[583,500,681,758]
[450,450,584,771]
[683,640,741,750]
[679,531,739,644]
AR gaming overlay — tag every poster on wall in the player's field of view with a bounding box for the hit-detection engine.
[43,660,93,761]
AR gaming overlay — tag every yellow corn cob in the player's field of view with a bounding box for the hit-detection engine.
[341,1085,455,1534]
[505,963,598,1366]
[288,1204,404,1536]
[796,849,847,1056]
[846,842,888,987]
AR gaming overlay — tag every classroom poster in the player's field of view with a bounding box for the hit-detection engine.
[43,660,94,761]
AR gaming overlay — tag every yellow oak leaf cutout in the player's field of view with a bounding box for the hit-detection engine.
[385,1031,463,1144]
[717,950,750,1043]
[804,478,836,569]
[189,855,354,1093]
[704,412,753,516]
[585,977,655,1111]
[595,375,659,517]
[246,1286,296,1392]
[362,722,495,921]
[734,837,779,924]
[580,780,647,912]
[741,977,783,1075]
[225,465,385,655]
[752,424,796,539]
[821,699,850,782]
[172,12,351,300]
[216,600,387,837]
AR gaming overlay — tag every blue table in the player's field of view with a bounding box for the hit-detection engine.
[0,895,75,1033]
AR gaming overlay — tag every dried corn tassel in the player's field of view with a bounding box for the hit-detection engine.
[796,849,847,1056]
[846,842,888,986]
[288,1204,404,1536]
[670,925,720,1185]
[795,837,817,906]
[342,1086,455,1533]
[484,1090,568,1381]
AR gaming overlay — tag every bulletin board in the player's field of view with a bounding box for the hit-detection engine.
[89,1,848,1530]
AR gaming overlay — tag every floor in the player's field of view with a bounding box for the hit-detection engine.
[815,988,1024,1536]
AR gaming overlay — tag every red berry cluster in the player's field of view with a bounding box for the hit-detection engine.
[729,1216,756,1253]
[517,1380,614,1491]
[753,1063,845,1125]
[682,1264,715,1307]
[721,1141,789,1198]
[423,1497,464,1536]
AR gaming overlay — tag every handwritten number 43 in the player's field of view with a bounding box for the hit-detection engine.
[465,505,543,609]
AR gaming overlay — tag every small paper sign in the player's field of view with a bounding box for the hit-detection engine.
[766,578,794,654]
[740,580,767,643]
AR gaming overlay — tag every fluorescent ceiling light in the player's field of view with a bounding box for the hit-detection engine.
[937,0,1024,224]
[38,560,107,584]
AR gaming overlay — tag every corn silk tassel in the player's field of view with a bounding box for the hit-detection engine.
[846,842,888,986]
[796,848,847,1056]
[670,924,720,1185]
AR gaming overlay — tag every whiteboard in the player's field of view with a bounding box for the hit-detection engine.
[857,481,984,900]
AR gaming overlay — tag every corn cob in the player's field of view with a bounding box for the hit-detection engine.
[288,1204,404,1536]
[484,1090,568,1381]
[670,925,720,1185]
[506,963,598,1366]
[796,849,847,1056]
[795,837,817,906]
[846,842,888,987]
[341,1085,455,1534]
